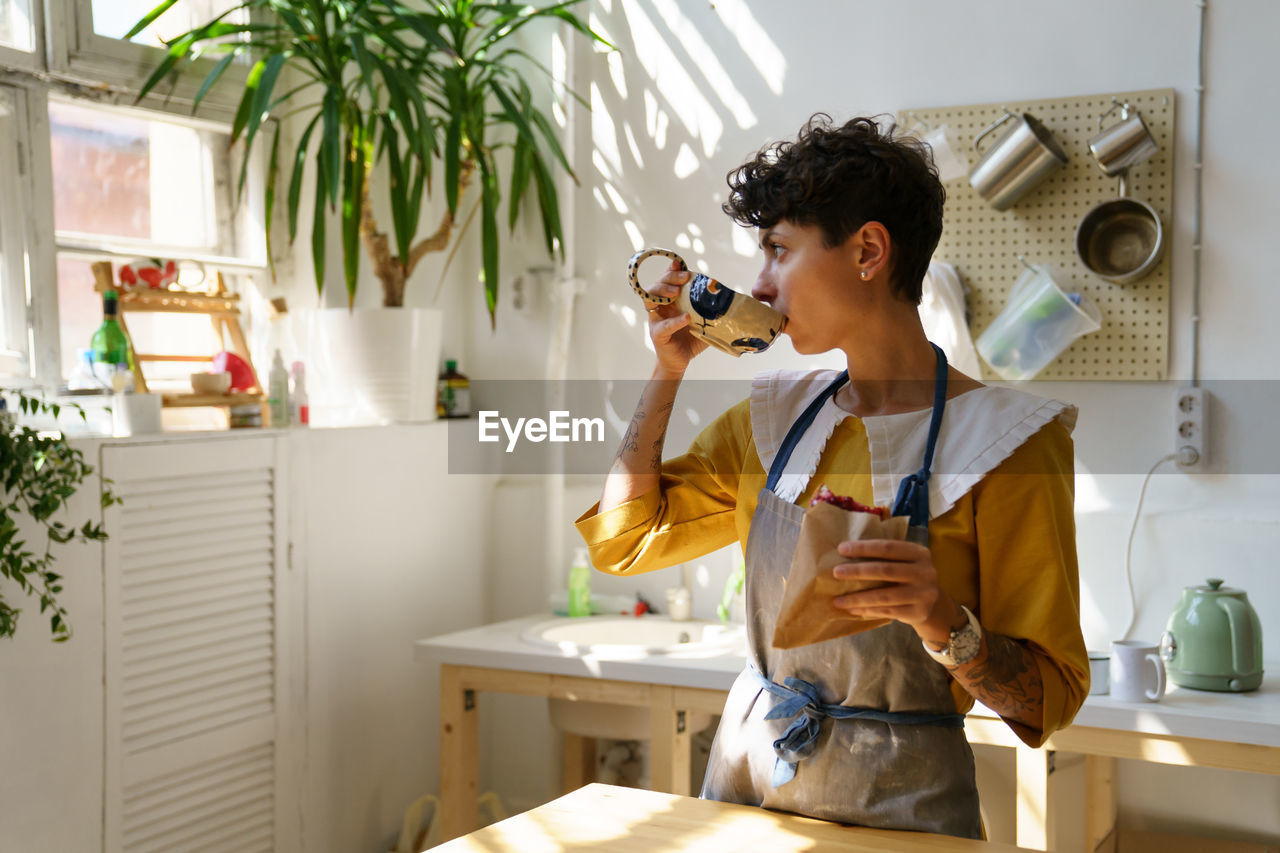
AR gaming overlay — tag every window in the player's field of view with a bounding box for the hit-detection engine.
[0,0,34,51]
[50,98,265,386]
[0,88,31,378]
[49,0,248,109]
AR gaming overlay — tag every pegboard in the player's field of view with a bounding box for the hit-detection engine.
[900,88,1175,380]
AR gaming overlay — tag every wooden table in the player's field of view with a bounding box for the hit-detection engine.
[431,782,1039,852]
[419,618,1280,850]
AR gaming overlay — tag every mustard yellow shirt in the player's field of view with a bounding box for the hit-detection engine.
[576,397,1090,747]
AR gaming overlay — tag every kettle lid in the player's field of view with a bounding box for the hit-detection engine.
[1196,577,1240,594]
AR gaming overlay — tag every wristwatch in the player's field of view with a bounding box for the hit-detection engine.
[922,605,983,668]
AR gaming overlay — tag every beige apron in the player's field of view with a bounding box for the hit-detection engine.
[700,349,983,839]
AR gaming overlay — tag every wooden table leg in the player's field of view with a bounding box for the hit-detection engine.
[648,686,692,796]
[562,733,596,794]
[1015,746,1055,851]
[438,664,479,842]
[1085,755,1117,853]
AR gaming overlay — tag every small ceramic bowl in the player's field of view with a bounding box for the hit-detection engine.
[191,371,232,395]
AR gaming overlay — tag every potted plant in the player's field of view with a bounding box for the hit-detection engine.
[0,392,119,641]
[130,0,608,420]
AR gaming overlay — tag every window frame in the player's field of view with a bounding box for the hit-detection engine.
[0,0,43,70]
[43,0,248,121]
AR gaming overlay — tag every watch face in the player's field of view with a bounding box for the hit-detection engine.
[950,623,982,665]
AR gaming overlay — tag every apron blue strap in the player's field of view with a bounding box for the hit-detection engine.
[765,371,849,494]
[891,343,949,535]
[749,667,964,787]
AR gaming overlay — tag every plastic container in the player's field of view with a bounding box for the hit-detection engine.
[290,361,309,426]
[976,263,1101,380]
[436,359,471,419]
[567,548,592,617]
[267,349,290,427]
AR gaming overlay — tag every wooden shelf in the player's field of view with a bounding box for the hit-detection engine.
[160,392,265,408]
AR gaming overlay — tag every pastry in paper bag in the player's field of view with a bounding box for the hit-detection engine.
[771,485,910,649]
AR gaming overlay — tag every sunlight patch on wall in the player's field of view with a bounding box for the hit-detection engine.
[591,83,623,176]
[673,142,699,178]
[650,0,756,130]
[602,183,630,215]
[591,187,610,211]
[643,90,669,151]
[622,219,644,251]
[731,224,758,257]
[622,0,722,156]
[623,123,645,168]
[712,0,786,95]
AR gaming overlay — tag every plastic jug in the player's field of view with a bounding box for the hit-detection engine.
[976,263,1101,380]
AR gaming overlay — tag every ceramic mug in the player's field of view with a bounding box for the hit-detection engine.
[1087,651,1110,695]
[1110,640,1166,702]
[112,392,163,437]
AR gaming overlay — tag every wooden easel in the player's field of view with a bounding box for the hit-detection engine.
[90,261,266,410]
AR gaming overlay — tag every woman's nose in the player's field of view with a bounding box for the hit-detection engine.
[752,275,775,303]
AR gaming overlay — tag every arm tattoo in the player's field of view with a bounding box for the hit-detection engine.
[617,405,644,457]
[957,632,1044,729]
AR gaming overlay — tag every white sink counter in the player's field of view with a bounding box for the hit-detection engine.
[416,614,1280,749]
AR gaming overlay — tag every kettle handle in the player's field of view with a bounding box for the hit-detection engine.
[1217,596,1259,675]
[628,248,688,306]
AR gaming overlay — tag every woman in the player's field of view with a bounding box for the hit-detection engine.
[576,115,1088,839]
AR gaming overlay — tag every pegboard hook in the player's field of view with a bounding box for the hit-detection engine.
[1098,97,1133,130]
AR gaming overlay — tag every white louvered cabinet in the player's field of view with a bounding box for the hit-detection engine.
[101,437,300,853]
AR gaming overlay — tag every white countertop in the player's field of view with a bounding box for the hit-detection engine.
[416,614,1280,749]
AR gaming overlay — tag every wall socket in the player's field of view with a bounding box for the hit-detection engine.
[1174,387,1208,470]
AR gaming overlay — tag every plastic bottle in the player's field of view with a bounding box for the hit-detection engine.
[91,290,131,385]
[67,349,102,391]
[289,361,309,426]
[567,548,592,617]
[436,359,471,419]
[267,349,290,427]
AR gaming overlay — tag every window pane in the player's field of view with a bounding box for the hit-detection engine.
[93,0,245,44]
[57,258,223,389]
[50,99,224,249]
[0,0,35,52]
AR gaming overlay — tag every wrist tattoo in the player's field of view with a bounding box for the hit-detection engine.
[962,632,1044,726]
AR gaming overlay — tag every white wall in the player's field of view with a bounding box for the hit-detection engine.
[470,0,1280,845]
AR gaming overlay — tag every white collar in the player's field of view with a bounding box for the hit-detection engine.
[750,368,1077,516]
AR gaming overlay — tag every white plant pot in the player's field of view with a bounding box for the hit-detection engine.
[302,307,443,425]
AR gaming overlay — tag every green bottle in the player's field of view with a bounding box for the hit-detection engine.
[91,290,131,374]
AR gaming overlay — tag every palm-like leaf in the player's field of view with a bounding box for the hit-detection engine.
[132,0,611,319]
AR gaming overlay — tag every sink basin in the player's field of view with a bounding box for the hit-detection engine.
[523,615,744,740]
[521,615,745,658]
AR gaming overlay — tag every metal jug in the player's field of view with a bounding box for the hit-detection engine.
[627,248,786,357]
[967,107,1068,211]
[1160,578,1264,692]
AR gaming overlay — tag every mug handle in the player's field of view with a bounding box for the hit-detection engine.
[1144,652,1166,701]
[1097,97,1131,130]
[972,107,1017,153]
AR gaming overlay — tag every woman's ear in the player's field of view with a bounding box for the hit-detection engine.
[851,221,891,280]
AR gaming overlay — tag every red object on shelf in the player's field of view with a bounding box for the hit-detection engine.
[212,350,256,391]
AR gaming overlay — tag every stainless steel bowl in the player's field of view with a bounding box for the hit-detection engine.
[1074,196,1164,284]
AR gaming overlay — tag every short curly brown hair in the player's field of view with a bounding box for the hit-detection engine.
[722,114,945,304]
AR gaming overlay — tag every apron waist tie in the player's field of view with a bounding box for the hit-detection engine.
[748,667,964,787]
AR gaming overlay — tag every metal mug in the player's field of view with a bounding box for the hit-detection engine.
[968,107,1069,211]
[1088,99,1158,176]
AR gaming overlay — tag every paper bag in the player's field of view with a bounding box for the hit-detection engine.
[771,501,910,649]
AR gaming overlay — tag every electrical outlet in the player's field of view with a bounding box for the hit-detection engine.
[1174,387,1208,470]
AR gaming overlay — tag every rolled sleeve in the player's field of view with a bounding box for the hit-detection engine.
[972,420,1090,747]
[575,399,751,576]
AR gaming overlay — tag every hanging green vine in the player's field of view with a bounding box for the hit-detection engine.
[0,391,120,642]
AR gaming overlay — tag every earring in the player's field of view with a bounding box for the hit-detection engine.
[860,270,869,280]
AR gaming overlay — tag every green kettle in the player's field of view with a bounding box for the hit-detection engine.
[1160,578,1264,692]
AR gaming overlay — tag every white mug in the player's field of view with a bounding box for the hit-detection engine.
[1087,651,1110,695]
[1110,640,1166,702]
